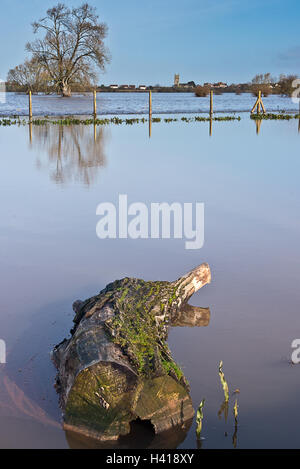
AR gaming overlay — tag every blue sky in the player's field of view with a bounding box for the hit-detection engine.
[0,0,299,85]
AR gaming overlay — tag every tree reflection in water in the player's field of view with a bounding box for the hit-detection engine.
[32,123,107,185]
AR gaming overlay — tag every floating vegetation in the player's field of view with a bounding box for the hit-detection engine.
[196,399,205,439]
[164,117,178,123]
[195,116,240,122]
[0,118,26,126]
[0,114,241,127]
[218,360,229,402]
[251,113,300,120]
[125,118,141,125]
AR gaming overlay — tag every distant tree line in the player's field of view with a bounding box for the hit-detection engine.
[195,73,298,98]
[250,73,298,97]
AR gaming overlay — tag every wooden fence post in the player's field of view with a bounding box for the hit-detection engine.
[93,90,97,118]
[257,90,261,114]
[29,90,32,121]
[251,90,266,114]
[149,90,152,116]
[210,90,213,117]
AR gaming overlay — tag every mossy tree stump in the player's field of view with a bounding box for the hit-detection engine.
[52,263,211,441]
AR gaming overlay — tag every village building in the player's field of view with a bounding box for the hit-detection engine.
[179,81,196,88]
[213,82,227,88]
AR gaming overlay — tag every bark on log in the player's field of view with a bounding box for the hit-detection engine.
[52,263,211,441]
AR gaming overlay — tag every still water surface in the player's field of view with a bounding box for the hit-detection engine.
[0,115,300,448]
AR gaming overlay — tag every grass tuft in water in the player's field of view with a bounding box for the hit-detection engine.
[196,398,205,439]
[233,398,238,424]
[219,360,229,402]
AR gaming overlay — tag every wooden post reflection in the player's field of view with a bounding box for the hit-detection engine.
[94,121,97,143]
[29,121,32,144]
[209,118,212,136]
[149,116,152,138]
[56,125,63,180]
[256,119,262,135]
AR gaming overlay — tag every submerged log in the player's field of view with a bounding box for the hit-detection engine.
[52,263,211,441]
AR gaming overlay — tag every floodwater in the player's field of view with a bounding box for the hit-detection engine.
[0,113,300,448]
[0,91,299,116]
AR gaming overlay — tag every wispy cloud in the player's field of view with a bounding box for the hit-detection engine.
[278,47,300,66]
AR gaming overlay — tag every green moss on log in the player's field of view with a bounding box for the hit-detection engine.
[53,264,211,440]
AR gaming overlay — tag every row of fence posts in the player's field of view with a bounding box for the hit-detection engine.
[28,88,266,121]
[27,88,268,139]
[28,89,100,119]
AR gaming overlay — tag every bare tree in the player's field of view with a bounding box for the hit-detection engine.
[278,74,298,96]
[251,73,274,85]
[26,3,110,96]
[7,58,52,93]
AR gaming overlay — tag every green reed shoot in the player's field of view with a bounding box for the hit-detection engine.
[233,399,238,424]
[218,360,229,401]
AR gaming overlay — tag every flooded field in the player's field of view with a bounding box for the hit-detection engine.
[0,114,300,448]
[0,91,299,116]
